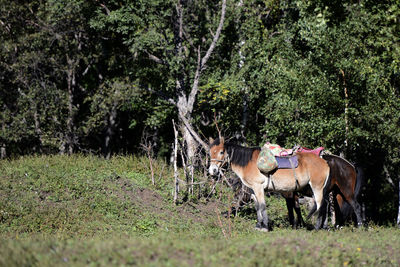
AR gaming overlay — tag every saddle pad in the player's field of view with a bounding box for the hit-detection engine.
[275,156,298,169]
[297,146,324,156]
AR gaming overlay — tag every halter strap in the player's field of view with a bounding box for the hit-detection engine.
[210,158,225,162]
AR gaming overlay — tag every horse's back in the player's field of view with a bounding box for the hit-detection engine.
[322,154,357,196]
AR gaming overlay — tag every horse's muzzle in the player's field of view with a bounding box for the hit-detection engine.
[208,164,219,176]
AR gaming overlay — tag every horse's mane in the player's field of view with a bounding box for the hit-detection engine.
[211,138,260,167]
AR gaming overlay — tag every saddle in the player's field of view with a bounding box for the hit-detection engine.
[274,145,325,169]
[275,155,298,169]
[260,143,324,170]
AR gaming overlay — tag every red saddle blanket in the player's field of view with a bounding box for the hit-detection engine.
[297,146,324,156]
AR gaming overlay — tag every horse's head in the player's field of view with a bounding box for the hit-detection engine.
[208,137,227,176]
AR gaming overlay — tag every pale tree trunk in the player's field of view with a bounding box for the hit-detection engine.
[64,31,82,155]
[0,121,5,159]
[238,0,247,140]
[0,144,5,159]
[172,120,180,203]
[104,96,118,159]
[146,0,226,172]
[238,38,248,141]
[177,94,197,194]
[174,0,226,157]
[397,179,400,228]
[65,62,77,155]
[33,107,43,153]
[340,69,349,158]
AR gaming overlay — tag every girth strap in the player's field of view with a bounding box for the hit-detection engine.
[289,157,300,190]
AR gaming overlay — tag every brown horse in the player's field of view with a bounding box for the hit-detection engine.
[209,137,331,231]
[320,154,364,227]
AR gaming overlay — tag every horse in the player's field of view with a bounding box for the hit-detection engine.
[319,154,364,227]
[208,137,331,231]
[293,154,364,228]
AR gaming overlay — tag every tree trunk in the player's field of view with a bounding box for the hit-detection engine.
[66,71,75,155]
[65,56,77,155]
[398,179,400,228]
[1,121,6,159]
[0,143,5,159]
[177,94,197,194]
[340,69,349,157]
[174,0,226,159]
[104,99,118,159]
[33,107,43,153]
[172,120,180,203]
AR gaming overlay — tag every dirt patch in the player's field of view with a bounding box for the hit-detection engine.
[111,177,230,226]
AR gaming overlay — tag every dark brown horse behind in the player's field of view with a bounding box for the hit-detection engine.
[303,154,364,227]
[324,154,364,226]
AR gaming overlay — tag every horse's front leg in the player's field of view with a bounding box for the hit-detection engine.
[253,184,269,231]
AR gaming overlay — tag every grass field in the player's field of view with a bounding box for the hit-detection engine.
[1,155,399,266]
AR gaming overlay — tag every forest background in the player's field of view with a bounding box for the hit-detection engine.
[1,0,399,224]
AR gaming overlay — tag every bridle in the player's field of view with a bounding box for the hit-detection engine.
[210,149,232,174]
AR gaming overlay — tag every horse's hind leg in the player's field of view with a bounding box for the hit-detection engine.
[309,183,329,229]
[315,197,328,230]
[348,199,363,227]
[253,184,269,231]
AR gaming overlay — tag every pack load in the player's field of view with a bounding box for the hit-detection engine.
[263,143,294,156]
[257,143,278,173]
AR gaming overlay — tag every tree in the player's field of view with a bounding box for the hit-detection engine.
[91,0,226,158]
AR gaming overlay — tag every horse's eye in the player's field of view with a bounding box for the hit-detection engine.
[219,151,224,155]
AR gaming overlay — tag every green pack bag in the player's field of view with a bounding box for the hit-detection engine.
[257,145,278,173]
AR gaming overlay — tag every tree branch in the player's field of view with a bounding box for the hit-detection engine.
[187,0,226,109]
[145,50,168,66]
[178,112,209,150]
[200,0,226,71]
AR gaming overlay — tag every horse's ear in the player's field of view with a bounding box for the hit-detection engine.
[209,137,214,144]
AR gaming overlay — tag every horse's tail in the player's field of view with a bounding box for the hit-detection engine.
[307,202,317,220]
[340,163,365,219]
[354,164,365,199]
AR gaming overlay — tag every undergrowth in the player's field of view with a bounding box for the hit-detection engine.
[0,155,399,266]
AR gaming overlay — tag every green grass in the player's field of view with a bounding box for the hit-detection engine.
[0,155,399,266]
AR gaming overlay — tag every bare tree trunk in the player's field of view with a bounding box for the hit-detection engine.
[340,69,349,157]
[398,179,400,228]
[64,54,79,155]
[0,142,5,159]
[238,3,248,140]
[104,99,118,159]
[173,0,226,158]
[33,107,43,153]
[172,120,180,204]
[1,117,6,159]
[66,68,75,155]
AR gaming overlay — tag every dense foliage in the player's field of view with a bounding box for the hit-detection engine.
[1,0,399,223]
